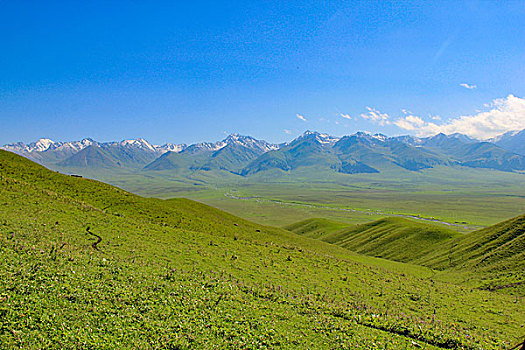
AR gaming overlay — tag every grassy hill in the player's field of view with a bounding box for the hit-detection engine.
[284,218,350,239]
[419,213,525,291]
[287,217,461,264]
[287,216,525,292]
[1,149,524,349]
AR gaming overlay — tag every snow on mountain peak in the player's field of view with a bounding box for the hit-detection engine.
[372,134,387,142]
[300,131,339,145]
[30,138,56,152]
[120,138,156,151]
[221,134,278,152]
[158,143,187,153]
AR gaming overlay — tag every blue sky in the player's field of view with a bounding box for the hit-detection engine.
[1,1,524,145]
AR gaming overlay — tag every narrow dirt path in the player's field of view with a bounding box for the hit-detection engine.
[86,226,102,250]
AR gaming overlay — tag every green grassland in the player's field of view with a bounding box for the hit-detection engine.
[51,163,525,229]
[2,149,525,348]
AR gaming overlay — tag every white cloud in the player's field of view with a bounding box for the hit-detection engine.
[394,115,425,131]
[284,129,291,134]
[460,83,477,90]
[360,107,391,126]
[296,114,307,122]
[394,95,525,139]
[340,113,352,120]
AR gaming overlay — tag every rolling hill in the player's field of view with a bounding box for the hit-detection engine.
[418,215,525,276]
[2,149,524,348]
[287,217,462,264]
[287,215,525,290]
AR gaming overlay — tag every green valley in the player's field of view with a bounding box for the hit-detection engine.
[1,146,525,349]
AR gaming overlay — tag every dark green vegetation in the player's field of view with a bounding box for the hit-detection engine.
[287,217,525,292]
[2,149,525,349]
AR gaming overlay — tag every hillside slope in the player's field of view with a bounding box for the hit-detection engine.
[419,213,525,289]
[284,218,350,239]
[288,217,461,263]
[1,149,523,349]
[288,215,525,291]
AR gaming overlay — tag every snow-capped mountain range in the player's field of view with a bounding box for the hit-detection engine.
[2,129,525,174]
[2,138,185,155]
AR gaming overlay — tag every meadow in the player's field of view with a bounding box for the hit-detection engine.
[61,164,525,229]
[1,150,525,349]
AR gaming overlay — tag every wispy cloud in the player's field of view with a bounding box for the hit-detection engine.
[394,95,525,139]
[460,83,477,90]
[360,107,391,126]
[296,114,307,122]
[432,32,457,65]
[340,113,352,120]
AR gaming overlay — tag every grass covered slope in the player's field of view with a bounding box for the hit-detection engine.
[288,215,525,292]
[288,217,461,264]
[1,149,524,349]
[284,218,350,239]
[419,213,525,290]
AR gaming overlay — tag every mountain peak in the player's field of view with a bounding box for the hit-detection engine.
[222,134,279,152]
[29,138,56,152]
[299,130,340,145]
[224,133,251,143]
[119,138,156,151]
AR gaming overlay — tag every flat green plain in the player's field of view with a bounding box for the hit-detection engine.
[64,165,525,229]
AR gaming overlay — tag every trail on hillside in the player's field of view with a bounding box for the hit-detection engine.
[86,226,102,250]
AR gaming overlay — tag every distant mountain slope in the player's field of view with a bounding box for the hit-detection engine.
[143,150,190,171]
[58,145,120,168]
[333,133,448,171]
[1,137,186,167]
[4,130,525,175]
[421,133,525,171]
[145,134,277,173]
[243,131,453,175]
[492,129,525,156]
[241,131,341,175]
[1,138,97,164]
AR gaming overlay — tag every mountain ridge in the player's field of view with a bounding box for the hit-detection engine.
[3,129,525,174]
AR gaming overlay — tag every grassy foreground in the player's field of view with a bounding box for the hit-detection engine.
[1,150,524,349]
